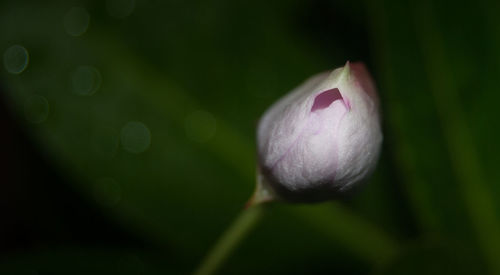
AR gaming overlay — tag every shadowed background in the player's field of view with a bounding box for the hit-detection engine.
[1,0,499,274]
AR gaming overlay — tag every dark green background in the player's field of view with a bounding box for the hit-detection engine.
[1,0,499,274]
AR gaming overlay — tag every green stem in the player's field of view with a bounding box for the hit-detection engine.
[193,204,266,275]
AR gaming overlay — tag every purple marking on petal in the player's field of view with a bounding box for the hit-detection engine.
[311,88,343,112]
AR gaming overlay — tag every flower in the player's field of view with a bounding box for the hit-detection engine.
[256,62,382,202]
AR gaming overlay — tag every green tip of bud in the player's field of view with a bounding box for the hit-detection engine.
[339,60,351,83]
[323,61,352,87]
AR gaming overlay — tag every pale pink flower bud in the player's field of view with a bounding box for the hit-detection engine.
[256,62,382,202]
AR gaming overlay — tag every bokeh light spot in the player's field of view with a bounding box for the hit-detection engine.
[120,121,151,153]
[71,66,101,96]
[94,177,121,207]
[106,0,135,19]
[63,7,90,37]
[24,95,49,124]
[184,110,217,143]
[3,45,29,74]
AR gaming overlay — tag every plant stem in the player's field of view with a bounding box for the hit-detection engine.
[193,204,266,275]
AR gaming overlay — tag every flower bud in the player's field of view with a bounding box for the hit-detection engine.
[256,62,382,202]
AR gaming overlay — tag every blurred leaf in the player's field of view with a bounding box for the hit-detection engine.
[410,0,500,273]
[377,239,486,275]
[367,0,500,273]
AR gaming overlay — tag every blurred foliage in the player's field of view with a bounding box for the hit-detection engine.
[1,0,499,274]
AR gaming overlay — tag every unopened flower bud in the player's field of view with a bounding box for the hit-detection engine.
[256,62,382,203]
